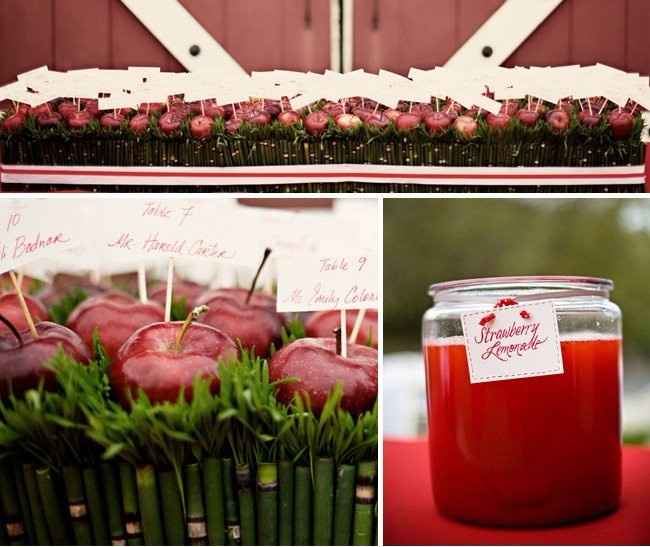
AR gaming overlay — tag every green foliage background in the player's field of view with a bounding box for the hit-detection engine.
[384,198,650,363]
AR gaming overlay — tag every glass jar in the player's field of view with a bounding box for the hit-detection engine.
[422,276,622,527]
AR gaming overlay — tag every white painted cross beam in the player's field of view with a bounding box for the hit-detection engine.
[119,0,247,76]
[446,0,565,69]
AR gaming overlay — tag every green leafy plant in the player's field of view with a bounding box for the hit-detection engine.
[48,287,88,324]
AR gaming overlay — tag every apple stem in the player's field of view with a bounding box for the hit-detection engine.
[175,305,209,351]
[8,271,38,339]
[334,326,342,355]
[0,313,23,348]
[246,247,272,305]
[348,308,367,344]
[138,264,148,304]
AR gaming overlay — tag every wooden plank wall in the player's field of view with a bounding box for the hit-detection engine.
[1,0,648,86]
[353,0,650,75]
[0,0,331,85]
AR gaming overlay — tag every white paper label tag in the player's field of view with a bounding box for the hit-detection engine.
[460,300,563,384]
[276,253,378,312]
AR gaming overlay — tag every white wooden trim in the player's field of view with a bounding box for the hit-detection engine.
[446,0,565,68]
[342,0,354,72]
[330,0,341,72]
[119,0,246,76]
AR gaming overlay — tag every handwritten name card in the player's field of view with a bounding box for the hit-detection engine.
[276,253,378,312]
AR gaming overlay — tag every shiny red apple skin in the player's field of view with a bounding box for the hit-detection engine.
[516,109,540,127]
[366,113,390,129]
[454,115,478,138]
[424,112,452,134]
[110,321,237,406]
[0,321,91,398]
[500,102,519,116]
[305,111,330,136]
[277,111,301,127]
[159,112,182,134]
[67,292,164,363]
[225,118,243,134]
[578,110,601,128]
[196,287,276,310]
[67,110,93,130]
[486,112,511,131]
[37,112,62,127]
[305,309,378,349]
[190,115,214,139]
[83,99,99,118]
[100,113,125,129]
[198,289,284,357]
[129,113,150,134]
[29,103,52,118]
[383,109,402,122]
[2,113,25,132]
[395,113,421,132]
[0,293,49,337]
[57,101,78,119]
[547,109,570,134]
[139,102,166,115]
[249,110,272,126]
[269,338,378,415]
[608,110,634,139]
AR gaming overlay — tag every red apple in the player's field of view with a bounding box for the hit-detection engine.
[198,288,284,357]
[159,112,182,134]
[67,110,93,130]
[37,112,62,127]
[83,99,99,118]
[321,101,346,117]
[0,293,49,337]
[547,109,570,134]
[304,111,330,136]
[139,103,166,116]
[110,319,237,406]
[0,320,91,398]
[486,112,511,132]
[516,109,540,127]
[189,100,224,119]
[608,110,634,139]
[67,292,164,363]
[29,103,53,118]
[424,112,452,134]
[500,102,519,116]
[411,103,434,118]
[58,101,78,119]
[129,113,150,134]
[578,110,601,128]
[2,113,25,132]
[352,108,374,122]
[336,113,362,130]
[100,113,125,129]
[249,110,272,126]
[454,115,478,138]
[277,111,301,127]
[366,113,390,129]
[225,118,243,134]
[383,109,402,122]
[269,338,378,415]
[190,115,214,139]
[395,113,421,132]
[305,309,378,349]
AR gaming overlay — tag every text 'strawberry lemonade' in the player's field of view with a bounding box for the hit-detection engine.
[422,277,622,527]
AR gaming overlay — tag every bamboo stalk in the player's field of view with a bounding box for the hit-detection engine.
[313,458,334,546]
[12,462,35,545]
[293,465,311,546]
[333,464,356,545]
[278,461,293,546]
[135,465,164,546]
[83,467,111,546]
[101,462,126,546]
[158,469,185,546]
[119,462,143,546]
[185,463,208,546]
[63,466,93,545]
[235,463,255,546]
[222,459,240,546]
[22,464,50,546]
[36,466,71,545]
[0,460,26,545]
[202,457,225,546]
[256,462,278,546]
[352,461,377,546]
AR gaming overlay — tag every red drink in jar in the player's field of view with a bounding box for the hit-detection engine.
[423,277,622,527]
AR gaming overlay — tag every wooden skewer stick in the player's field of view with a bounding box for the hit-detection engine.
[164,258,175,322]
[339,309,347,358]
[9,271,38,338]
[138,264,148,304]
[348,309,367,345]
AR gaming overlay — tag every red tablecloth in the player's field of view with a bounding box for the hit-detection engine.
[384,438,650,545]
